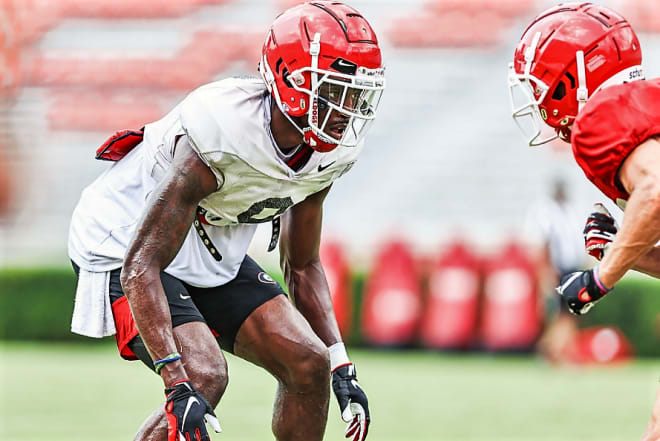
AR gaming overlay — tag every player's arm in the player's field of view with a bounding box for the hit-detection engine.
[631,247,660,278]
[598,137,660,288]
[120,135,218,386]
[279,184,340,346]
[559,137,660,315]
[279,185,371,441]
[583,202,660,277]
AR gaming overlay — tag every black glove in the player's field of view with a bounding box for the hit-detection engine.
[556,268,612,315]
[164,379,221,441]
[583,203,618,261]
[332,364,370,441]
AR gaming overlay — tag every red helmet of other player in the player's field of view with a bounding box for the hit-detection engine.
[259,1,386,152]
[508,2,643,146]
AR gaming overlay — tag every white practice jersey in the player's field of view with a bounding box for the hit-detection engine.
[68,77,363,287]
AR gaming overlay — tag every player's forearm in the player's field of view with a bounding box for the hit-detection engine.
[631,247,660,278]
[283,257,342,347]
[117,137,216,385]
[599,181,660,287]
[121,266,186,385]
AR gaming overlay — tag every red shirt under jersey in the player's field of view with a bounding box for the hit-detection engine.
[572,78,660,207]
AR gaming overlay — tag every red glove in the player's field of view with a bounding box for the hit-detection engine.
[583,203,618,261]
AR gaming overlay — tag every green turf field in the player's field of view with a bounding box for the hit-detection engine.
[1,342,658,441]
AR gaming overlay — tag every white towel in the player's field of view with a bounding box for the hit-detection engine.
[71,269,116,338]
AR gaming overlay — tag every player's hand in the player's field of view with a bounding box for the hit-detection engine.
[164,379,221,441]
[556,268,612,315]
[583,203,618,260]
[332,364,370,441]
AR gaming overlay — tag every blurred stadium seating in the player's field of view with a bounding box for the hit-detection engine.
[387,0,534,47]
[2,0,659,264]
[617,0,660,33]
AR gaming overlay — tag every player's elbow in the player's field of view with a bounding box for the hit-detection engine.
[119,259,158,299]
[637,177,660,216]
[279,255,299,286]
[119,265,139,297]
[281,253,320,275]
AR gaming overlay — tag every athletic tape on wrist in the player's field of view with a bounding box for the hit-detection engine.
[154,351,182,374]
[329,342,351,372]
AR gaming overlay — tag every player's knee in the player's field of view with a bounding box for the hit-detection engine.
[285,341,330,393]
[187,357,228,406]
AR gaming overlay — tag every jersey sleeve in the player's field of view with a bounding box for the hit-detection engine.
[571,79,660,203]
[179,86,226,188]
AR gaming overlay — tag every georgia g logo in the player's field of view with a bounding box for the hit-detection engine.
[258,272,276,285]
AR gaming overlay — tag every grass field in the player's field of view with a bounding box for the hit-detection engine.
[1,342,658,441]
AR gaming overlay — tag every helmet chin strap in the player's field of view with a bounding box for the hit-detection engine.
[259,54,308,145]
[302,32,339,151]
[523,32,541,87]
[304,32,323,149]
[576,50,589,112]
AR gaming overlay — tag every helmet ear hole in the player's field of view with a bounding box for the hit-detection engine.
[565,72,576,89]
[281,67,293,88]
[552,80,567,100]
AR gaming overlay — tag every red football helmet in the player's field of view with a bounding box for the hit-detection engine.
[508,2,643,146]
[259,1,386,152]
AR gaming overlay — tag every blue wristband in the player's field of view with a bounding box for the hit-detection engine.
[154,352,182,374]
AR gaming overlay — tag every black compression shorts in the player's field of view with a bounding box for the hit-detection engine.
[72,256,286,370]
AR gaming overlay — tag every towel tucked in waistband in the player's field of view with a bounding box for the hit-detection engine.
[71,269,116,338]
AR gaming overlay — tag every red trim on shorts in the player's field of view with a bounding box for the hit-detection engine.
[111,296,139,360]
[210,328,220,338]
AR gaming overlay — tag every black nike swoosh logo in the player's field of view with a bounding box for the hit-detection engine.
[318,162,335,172]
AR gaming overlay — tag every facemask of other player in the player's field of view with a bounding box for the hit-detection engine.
[507,63,559,147]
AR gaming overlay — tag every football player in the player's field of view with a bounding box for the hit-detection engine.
[68,2,384,441]
[508,3,660,439]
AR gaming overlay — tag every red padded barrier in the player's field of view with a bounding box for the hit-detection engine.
[420,240,481,350]
[362,239,422,347]
[319,240,353,339]
[563,327,633,365]
[480,242,541,351]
